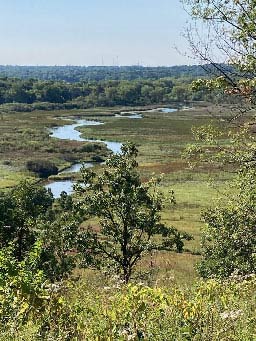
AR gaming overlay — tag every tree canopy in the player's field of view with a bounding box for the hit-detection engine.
[183,0,256,104]
[184,0,256,278]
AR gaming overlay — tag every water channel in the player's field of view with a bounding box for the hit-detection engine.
[45,108,178,197]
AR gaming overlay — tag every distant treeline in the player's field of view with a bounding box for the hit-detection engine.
[0,64,235,111]
[0,65,210,82]
[0,77,188,105]
[0,76,218,111]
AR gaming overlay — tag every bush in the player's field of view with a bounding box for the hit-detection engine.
[26,159,58,178]
[79,142,104,153]
[0,244,255,340]
[91,154,105,162]
[0,242,81,340]
[198,168,256,278]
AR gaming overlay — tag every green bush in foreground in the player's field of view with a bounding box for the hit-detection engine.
[0,242,80,340]
[75,276,256,340]
[0,262,255,340]
[198,167,256,278]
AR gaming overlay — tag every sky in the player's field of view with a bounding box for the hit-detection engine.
[0,0,192,66]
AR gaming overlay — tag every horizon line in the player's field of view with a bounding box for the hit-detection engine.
[0,64,198,68]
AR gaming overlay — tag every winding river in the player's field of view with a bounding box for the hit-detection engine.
[45,108,178,197]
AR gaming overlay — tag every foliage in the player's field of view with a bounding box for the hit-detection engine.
[76,276,256,340]
[26,159,58,178]
[0,242,81,340]
[0,242,254,341]
[75,143,191,282]
[183,0,256,104]
[0,64,208,82]
[198,167,256,278]
[2,273,255,340]
[184,0,256,279]
[0,75,216,111]
[35,191,80,282]
[38,199,80,281]
[0,241,47,332]
[0,181,79,280]
[0,181,53,260]
[184,124,256,169]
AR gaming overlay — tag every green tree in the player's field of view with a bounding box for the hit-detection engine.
[0,183,79,280]
[0,181,53,260]
[198,167,256,278]
[75,143,191,283]
[26,159,58,178]
[38,192,80,281]
[183,0,256,104]
[183,0,256,277]
[0,241,47,329]
[171,84,190,102]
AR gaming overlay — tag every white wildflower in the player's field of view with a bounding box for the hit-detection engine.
[220,309,243,320]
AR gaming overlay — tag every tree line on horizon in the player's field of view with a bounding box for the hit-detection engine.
[0,64,211,82]
[0,75,224,112]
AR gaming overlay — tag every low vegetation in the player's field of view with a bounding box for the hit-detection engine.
[0,245,255,340]
[26,159,58,178]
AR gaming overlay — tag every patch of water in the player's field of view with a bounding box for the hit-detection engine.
[47,119,122,197]
[50,119,103,141]
[115,112,143,119]
[153,107,178,113]
[45,180,74,197]
[60,162,94,174]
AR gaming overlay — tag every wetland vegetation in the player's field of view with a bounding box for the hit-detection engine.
[0,0,256,337]
[0,102,233,281]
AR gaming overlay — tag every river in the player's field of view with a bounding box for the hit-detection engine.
[45,107,178,197]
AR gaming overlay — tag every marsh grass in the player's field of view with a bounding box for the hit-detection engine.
[74,105,233,284]
[0,105,233,284]
[0,109,109,188]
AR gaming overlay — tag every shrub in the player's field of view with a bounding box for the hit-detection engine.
[0,242,81,340]
[79,142,104,153]
[198,168,256,278]
[91,154,105,162]
[64,275,256,340]
[26,159,58,178]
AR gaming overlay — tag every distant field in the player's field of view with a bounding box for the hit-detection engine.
[0,104,231,284]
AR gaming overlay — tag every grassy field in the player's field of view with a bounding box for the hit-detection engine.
[0,104,231,284]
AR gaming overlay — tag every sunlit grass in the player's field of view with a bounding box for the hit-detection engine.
[0,165,34,188]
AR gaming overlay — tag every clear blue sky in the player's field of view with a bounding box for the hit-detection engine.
[0,0,191,66]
